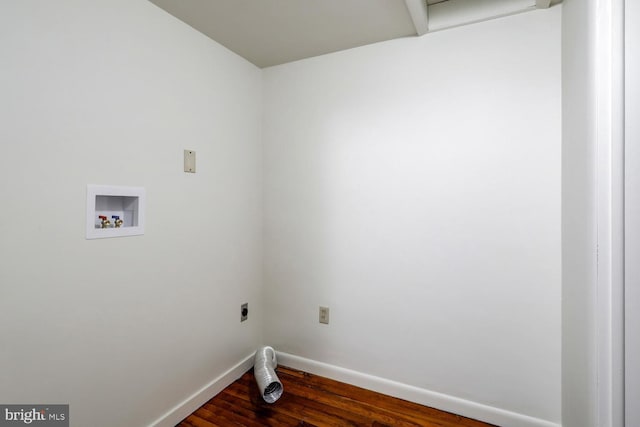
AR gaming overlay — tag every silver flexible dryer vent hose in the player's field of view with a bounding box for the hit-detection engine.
[253,346,283,403]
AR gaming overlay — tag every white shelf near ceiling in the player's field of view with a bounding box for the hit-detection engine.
[405,0,555,35]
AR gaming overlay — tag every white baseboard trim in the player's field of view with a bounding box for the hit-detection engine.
[276,352,560,427]
[149,353,255,427]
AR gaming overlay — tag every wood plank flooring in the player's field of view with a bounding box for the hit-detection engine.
[177,367,496,427]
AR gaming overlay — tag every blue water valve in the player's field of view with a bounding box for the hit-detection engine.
[112,215,124,228]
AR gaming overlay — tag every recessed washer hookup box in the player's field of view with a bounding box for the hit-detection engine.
[86,184,146,239]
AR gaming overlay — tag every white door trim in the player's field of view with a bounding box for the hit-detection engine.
[595,0,625,426]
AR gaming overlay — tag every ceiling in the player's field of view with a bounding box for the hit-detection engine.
[147,0,556,68]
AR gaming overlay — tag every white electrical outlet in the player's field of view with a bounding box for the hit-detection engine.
[319,306,330,324]
[241,303,248,322]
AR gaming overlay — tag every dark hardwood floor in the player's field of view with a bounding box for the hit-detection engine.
[177,366,496,427]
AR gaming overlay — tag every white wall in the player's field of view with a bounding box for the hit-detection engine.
[263,8,561,426]
[626,0,640,424]
[0,2,262,427]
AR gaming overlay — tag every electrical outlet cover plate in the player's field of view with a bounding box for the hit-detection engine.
[184,150,196,173]
[319,306,329,324]
[241,303,248,322]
